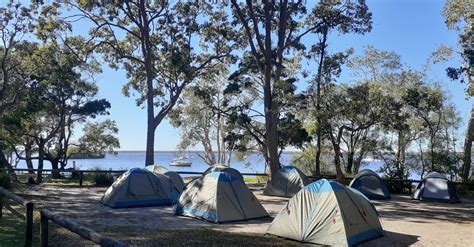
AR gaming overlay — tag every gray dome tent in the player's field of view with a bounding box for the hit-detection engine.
[412,172,460,203]
[164,171,186,192]
[145,164,168,174]
[102,168,179,208]
[174,172,268,223]
[267,179,384,246]
[349,169,391,200]
[203,165,244,181]
[263,166,309,197]
[146,164,185,192]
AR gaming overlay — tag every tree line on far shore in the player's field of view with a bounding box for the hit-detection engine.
[0,0,472,183]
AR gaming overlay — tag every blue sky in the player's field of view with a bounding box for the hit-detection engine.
[87,0,469,151]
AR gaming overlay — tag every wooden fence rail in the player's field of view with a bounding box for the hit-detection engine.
[0,187,34,247]
[40,209,128,247]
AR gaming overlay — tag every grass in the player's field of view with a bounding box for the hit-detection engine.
[44,178,94,187]
[0,206,40,247]
[244,176,268,183]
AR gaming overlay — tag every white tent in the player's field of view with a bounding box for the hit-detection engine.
[263,166,309,197]
[412,172,460,203]
[174,172,268,223]
[267,179,384,246]
[102,168,179,208]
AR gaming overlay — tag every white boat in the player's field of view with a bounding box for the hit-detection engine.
[170,156,192,167]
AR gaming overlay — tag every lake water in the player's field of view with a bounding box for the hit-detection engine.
[15,151,294,174]
[14,151,401,178]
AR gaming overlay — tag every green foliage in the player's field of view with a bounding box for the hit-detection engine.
[76,120,120,157]
[0,172,12,189]
[86,171,114,187]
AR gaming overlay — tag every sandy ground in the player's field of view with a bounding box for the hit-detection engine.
[18,184,474,246]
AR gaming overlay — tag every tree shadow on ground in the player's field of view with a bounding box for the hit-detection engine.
[102,228,301,246]
[373,195,474,224]
[359,230,419,246]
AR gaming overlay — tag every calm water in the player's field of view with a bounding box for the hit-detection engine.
[16,151,294,174]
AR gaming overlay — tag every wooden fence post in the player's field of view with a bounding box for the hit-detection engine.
[79,171,83,187]
[40,212,49,247]
[24,202,33,247]
[0,196,3,219]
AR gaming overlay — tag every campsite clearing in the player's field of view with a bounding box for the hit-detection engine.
[13,183,474,246]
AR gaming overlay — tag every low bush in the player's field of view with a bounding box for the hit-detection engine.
[90,172,114,186]
[70,170,81,179]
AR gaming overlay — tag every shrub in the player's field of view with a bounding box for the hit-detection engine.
[70,170,81,179]
[0,172,12,189]
[91,172,114,186]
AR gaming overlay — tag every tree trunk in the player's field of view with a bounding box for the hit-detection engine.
[329,130,344,182]
[314,31,328,177]
[50,159,61,179]
[462,105,474,181]
[37,141,44,183]
[264,92,280,181]
[430,134,435,171]
[315,133,322,176]
[354,153,364,174]
[139,0,155,167]
[333,144,344,182]
[0,149,13,172]
[396,129,406,177]
[25,149,34,174]
[346,151,354,174]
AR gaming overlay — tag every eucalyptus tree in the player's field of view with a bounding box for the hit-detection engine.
[169,68,233,166]
[228,0,371,179]
[4,44,112,181]
[67,1,234,166]
[306,0,372,176]
[76,120,120,158]
[444,0,473,181]
[0,1,38,174]
[346,47,409,175]
[321,83,392,180]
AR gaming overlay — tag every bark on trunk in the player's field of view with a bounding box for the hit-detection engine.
[37,142,44,183]
[25,151,35,174]
[50,159,61,179]
[396,129,406,177]
[462,106,474,181]
[353,154,364,174]
[313,31,328,177]
[333,145,344,182]
[346,151,354,174]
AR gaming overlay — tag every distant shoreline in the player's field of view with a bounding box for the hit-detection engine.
[114,150,302,154]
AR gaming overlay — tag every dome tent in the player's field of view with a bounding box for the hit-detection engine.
[102,168,179,208]
[164,171,186,192]
[263,166,309,197]
[267,179,384,246]
[146,165,185,192]
[203,164,244,181]
[349,169,391,200]
[174,172,268,223]
[145,164,168,174]
[412,172,460,203]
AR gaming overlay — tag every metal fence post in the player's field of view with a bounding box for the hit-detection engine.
[40,211,49,247]
[25,202,33,247]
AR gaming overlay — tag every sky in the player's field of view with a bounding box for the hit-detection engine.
[84,0,470,151]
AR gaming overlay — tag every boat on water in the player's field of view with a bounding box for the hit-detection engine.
[170,156,192,167]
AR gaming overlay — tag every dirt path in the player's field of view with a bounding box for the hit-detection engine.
[19,184,474,246]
